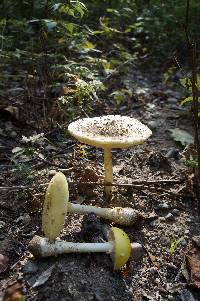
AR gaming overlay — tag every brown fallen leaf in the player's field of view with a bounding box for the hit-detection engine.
[185,247,200,290]
[4,106,19,120]
[0,253,9,273]
[4,282,24,301]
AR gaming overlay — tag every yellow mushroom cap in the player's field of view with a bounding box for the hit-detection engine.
[42,172,69,240]
[68,115,152,149]
[109,227,131,270]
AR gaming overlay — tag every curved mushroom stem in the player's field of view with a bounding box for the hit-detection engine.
[68,203,141,226]
[29,236,113,258]
[104,147,113,197]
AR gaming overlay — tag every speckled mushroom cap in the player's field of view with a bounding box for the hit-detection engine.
[68,115,152,148]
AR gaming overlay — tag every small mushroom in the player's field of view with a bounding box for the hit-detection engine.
[28,227,131,270]
[68,115,152,196]
[42,172,142,240]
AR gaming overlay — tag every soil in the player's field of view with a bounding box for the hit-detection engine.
[0,68,200,301]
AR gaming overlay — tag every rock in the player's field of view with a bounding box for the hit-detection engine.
[166,263,178,270]
[165,89,181,99]
[181,239,187,246]
[173,226,179,233]
[155,203,169,210]
[192,236,200,248]
[180,289,196,301]
[168,97,177,104]
[0,221,5,229]
[131,243,143,261]
[172,209,180,216]
[147,120,159,130]
[159,217,166,222]
[10,131,17,138]
[16,213,31,225]
[165,213,175,222]
[23,261,38,274]
[149,220,157,227]
[94,290,105,301]
[147,267,157,274]
[5,121,13,132]
[165,148,180,160]
[45,144,57,151]
[160,237,170,246]
[146,212,158,221]
[48,169,57,176]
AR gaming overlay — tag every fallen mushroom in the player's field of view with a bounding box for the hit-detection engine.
[68,115,152,196]
[29,227,131,270]
[42,172,142,240]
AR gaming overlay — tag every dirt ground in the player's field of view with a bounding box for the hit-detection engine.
[0,69,200,301]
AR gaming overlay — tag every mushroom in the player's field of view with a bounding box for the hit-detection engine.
[68,115,152,196]
[28,227,131,270]
[42,172,142,240]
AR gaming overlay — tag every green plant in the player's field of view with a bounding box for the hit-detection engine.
[180,76,200,118]
[169,237,184,254]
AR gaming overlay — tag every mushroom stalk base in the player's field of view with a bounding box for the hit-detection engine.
[29,236,113,258]
[104,148,113,196]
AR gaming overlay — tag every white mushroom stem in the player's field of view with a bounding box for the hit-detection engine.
[29,235,114,258]
[67,203,141,226]
[29,235,142,260]
[104,147,113,196]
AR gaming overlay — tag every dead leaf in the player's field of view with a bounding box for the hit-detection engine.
[4,106,19,120]
[185,247,200,289]
[0,253,9,273]
[169,128,193,146]
[32,265,55,288]
[80,166,101,182]
[4,282,24,301]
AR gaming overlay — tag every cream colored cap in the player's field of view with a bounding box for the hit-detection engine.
[68,115,152,148]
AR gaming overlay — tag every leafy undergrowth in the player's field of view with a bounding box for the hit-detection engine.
[0,68,200,301]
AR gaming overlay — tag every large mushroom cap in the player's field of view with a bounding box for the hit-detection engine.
[109,227,131,270]
[42,172,69,240]
[68,115,152,148]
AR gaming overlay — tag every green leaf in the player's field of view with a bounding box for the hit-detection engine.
[170,237,184,254]
[65,23,74,34]
[106,8,120,16]
[72,1,87,18]
[181,96,200,105]
[180,78,192,91]
[74,5,84,18]
[169,128,193,146]
[181,96,193,105]
[67,8,75,17]
[197,76,200,90]
[81,41,95,49]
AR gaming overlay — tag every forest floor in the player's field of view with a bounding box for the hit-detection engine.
[0,66,200,301]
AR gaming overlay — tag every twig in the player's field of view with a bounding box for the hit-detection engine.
[70,179,183,186]
[0,178,184,191]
